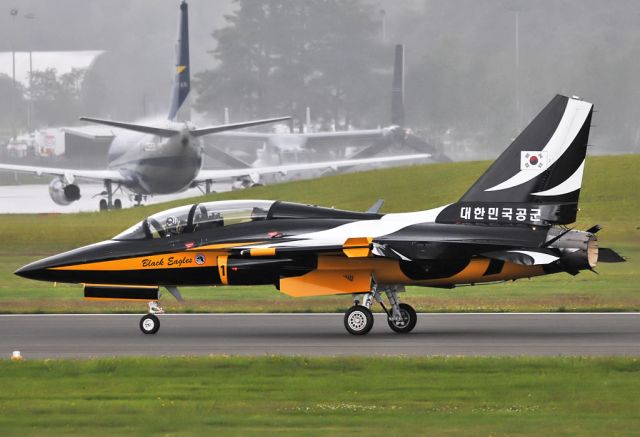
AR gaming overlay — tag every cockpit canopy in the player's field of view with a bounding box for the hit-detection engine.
[113,200,274,240]
[113,199,381,240]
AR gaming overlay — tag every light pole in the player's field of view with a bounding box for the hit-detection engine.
[10,8,18,140]
[379,9,386,44]
[24,12,35,132]
[514,9,520,132]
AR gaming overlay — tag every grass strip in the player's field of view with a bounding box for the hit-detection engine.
[0,355,638,435]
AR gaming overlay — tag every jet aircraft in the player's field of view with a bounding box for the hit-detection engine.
[0,2,428,210]
[15,95,624,335]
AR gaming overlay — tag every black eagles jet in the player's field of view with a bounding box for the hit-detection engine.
[15,95,624,335]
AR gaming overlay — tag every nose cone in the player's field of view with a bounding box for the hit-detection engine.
[15,257,58,281]
[14,240,126,283]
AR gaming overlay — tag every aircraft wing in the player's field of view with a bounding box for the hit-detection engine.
[208,129,386,149]
[193,153,431,183]
[62,125,116,141]
[0,163,126,183]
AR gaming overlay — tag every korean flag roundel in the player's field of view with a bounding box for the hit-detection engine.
[521,151,547,170]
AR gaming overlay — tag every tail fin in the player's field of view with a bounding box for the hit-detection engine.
[168,0,190,121]
[390,44,405,126]
[436,95,593,226]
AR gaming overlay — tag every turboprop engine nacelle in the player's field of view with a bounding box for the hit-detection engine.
[551,229,599,274]
[48,178,81,205]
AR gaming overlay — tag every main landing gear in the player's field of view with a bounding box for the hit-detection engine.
[97,180,123,211]
[344,284,417,335]
[140,301,164,334]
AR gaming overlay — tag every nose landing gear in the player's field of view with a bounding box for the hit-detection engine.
[344,283,417,335]
[140,301,164,335]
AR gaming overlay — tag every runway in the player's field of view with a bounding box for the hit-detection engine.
[1,313,638,358]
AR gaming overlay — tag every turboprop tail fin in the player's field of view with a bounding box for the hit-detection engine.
[168,0,190,121]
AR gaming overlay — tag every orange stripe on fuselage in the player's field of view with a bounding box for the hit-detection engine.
[51,251,217,271]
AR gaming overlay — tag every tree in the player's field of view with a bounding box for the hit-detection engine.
[30,68,86,127]
[0,73,26,137]
[194,0,386,130]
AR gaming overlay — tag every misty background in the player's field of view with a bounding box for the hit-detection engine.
[1,0,640,158]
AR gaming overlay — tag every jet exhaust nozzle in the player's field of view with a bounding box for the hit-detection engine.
[553,230,598,274]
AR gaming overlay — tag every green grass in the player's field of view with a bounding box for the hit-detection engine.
[0,356,638,435]
[0,155,638,313]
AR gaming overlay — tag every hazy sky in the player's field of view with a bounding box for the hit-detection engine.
[1,0,640,153]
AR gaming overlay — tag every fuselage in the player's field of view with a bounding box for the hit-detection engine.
[107,120,202,195]
[15,200,597,294]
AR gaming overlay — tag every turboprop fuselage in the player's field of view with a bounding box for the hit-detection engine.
[106,121,202,195]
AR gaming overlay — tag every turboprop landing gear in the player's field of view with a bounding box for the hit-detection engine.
[140,301,164,335]
[133,193,147,207]
[97,180,124,210]
[345,284,417,335]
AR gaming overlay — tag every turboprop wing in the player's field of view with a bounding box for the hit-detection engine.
[192,153,431,185]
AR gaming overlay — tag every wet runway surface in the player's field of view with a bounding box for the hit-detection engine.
[0,183,231,213]
[1,313,638,358]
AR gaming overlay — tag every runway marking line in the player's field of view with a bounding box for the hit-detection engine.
[0,313,638,317]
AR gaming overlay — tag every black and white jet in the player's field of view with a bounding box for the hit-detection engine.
[15,94,624,335]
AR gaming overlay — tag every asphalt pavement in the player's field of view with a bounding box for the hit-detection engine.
[1,313,638,358]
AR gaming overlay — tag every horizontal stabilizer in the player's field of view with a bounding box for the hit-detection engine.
[80,117,180,137]
[191,116,291,137]
[598,248,626,263]
[203,144,252,168]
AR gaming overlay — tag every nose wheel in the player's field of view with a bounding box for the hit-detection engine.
[140,314,160,334]
[140,301,164,334]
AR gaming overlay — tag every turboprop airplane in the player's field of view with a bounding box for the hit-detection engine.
[15,95,624,335]
[207,44,450,188]
[0,2,428,210]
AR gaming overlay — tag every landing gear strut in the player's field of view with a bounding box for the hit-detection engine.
[140,301,164,335]
[98,180,123,210]
[344,283,417,335]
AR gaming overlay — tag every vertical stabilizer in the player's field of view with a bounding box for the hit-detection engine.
[391,44,405,126]
[168,0,190,121]
[436,95,594,226]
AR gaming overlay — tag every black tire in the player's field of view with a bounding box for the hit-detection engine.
[113,199,122,209]
[140,314,160,335]
[344,305,374,335]
[387,303,417,334]
[99,199,108,211]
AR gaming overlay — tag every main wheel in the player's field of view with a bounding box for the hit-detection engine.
[99,199,108,211]
[140,314,160,334]
[387,303,417,334]
[344,305,374,335]
[113,199,122,209]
